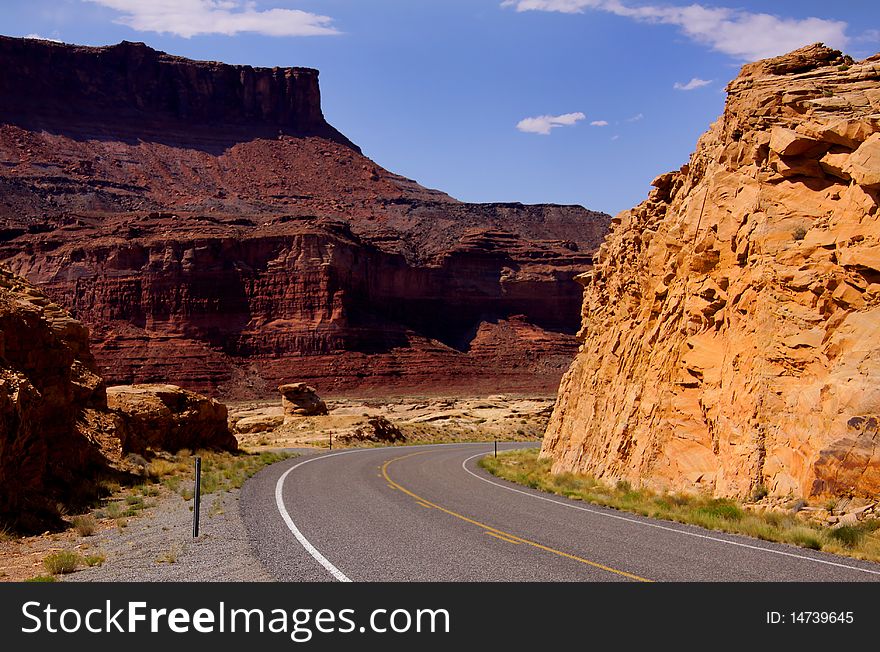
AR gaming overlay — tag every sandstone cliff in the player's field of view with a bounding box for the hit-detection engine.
[0,37,609,395]
[544,45,880,501]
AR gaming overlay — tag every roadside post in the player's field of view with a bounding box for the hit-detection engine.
[193,456,202,538]
[494,440,497,458]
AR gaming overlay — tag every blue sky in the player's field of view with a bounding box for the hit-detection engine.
[3,1,878,215]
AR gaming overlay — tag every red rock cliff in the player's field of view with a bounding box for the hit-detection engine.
[0,37,609,396]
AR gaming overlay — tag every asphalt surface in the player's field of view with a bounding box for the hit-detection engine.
[241,443,880,582]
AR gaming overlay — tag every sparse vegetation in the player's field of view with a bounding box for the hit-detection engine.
[480,449,880,563]
[84,553,106,567]
[792,226,807,241]
[71,514,98,537]
[26,574,57,583]
[43,550,82,575]
[751,484,769,502]
[156,544,181,564]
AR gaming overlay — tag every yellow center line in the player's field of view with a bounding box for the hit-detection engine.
[485,531,521,545]
[382,451,651,583]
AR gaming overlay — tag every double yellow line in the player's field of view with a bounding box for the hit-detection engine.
[381,452,651,582]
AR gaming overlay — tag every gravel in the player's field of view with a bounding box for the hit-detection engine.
[65,451,317,582]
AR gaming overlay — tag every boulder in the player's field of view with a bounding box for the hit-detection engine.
[844,133,880,188]
[234,413,285,434]
[769,127,822,157]
[107,384,237,454]
[279,383,329,420]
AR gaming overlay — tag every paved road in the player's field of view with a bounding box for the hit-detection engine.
[241,443,880,582]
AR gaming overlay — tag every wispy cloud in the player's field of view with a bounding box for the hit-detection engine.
[500,1,849,61]
[24,33,63,43]
[673,77,711,91]
[84,0,339,38]
[516,112,585,135]
[590,120,609,126]
[626,113,644,122]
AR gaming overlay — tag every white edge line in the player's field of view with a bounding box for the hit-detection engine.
[462,450,880,577]
[275,450,357,582]
[274,442,488,582]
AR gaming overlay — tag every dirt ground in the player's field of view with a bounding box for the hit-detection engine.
[229,394,554,449]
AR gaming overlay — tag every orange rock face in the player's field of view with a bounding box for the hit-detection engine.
[0,37,609,396]
[543,45,880,500]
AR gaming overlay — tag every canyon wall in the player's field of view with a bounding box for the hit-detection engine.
[0,37,608,396]
[544,45,880,500]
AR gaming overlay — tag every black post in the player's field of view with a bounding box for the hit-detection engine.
[193,456,202,538]
[494,440,497,458]
[329,432,332,450]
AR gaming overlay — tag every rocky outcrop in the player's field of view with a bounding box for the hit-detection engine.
[107,384,237,454]
[0,267,117,528]
[0,265,239,529]
[0,37,609,396]
[279,383,328,419]
[339,416,405,444]
[544,45,880,501]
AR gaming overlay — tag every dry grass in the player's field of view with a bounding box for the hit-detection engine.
[156,544,181,564]
[84,553,105,567]
[71,514,97,537]
[480,449,880,563]
[43,550,82,575]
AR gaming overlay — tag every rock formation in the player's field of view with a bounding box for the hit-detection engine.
[0,265,237,529]
[0,37,609,396]
[544,45,880,501]
[341,416,405,444]
[279,382,329,419]
[0,267,118,527]
[107,384,237,454]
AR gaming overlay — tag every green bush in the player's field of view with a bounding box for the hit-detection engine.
[829,526,864,549]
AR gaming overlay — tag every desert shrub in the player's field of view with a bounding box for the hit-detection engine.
[71,514,97,537]
[43,550,82,575]
[696,499,743,522]
[84,554,106,567]
[829,526,864,549]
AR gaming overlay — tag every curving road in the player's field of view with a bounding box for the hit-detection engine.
[240,443,880,582]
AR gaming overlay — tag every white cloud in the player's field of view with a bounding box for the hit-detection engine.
[590,120,609,126]
[626,113,644,122]
[673,77,711,91]
[516,112,585,135]
[500,1,849,61]
[85,0,339,38]
[24,33,63,42]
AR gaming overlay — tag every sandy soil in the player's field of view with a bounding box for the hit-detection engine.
[229,394,554,449]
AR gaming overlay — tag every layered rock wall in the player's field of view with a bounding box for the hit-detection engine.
[0,37,609,395]
[544,45,880,500]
